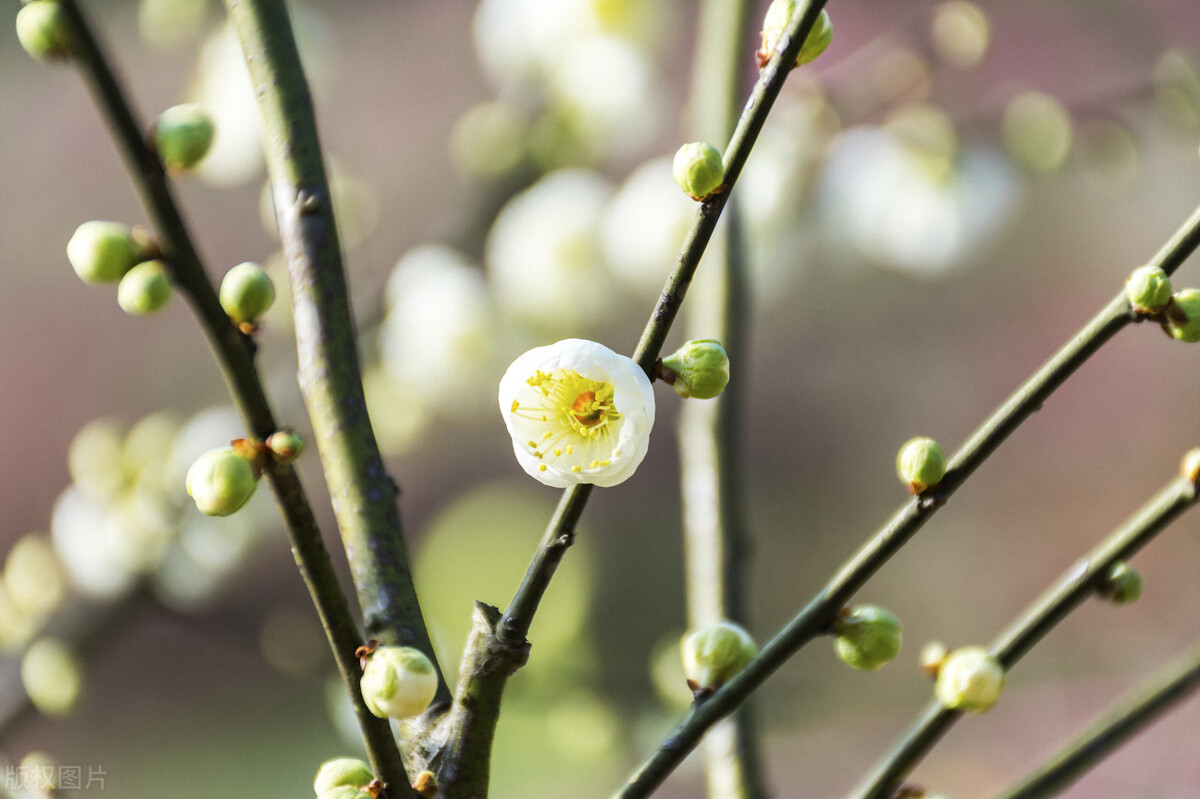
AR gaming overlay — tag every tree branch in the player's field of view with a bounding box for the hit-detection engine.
[56,1,412,792]
[847,468,1199,799]
[221,0,448,704]
[612,194,1200,798]
[996,637,1200,799]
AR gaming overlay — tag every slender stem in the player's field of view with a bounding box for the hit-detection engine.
[996,638,1200,799]
[847,472,1199,799]
[222,0,448,707]
[680,0,763,796]
[57,1,411,791]
[613,195,1200,798]
[425,3,833,791]
[501,0,832,660]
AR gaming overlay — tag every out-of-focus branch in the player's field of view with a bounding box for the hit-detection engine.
[679,0,763,796]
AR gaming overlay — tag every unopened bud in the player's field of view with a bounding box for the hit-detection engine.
[934,646,1004,713]
[220,262,276,328]
[153,104,215,171]
[672,142,724,200]
[680,620,757,698]
[185,447,259,517]
[117,260,172,316]
[314,758,374,795]
[1125,265,1172,314]
[360,646,438,720]
[16,1,74,61]
[661,339,730,399]
[758,1,833,68]
[1164,289,1200,342]
[1098,561,1143,605]
[67,221,138,284]
[896,437,947,494]
[266,429,305,464]
[833,605,902,671]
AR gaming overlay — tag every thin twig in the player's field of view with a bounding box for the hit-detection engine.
[847,469,1199,799]
[996,637,1200,799]
[55,1,411,791]
[612,197,1200,798]
[420,2,833,793]
[221,0,448,705]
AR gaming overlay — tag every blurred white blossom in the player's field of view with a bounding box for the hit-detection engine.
[486,169,617,334]
[378,244,501,416]
[820,126,1017,275]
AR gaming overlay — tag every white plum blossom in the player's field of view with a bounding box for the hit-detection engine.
[498,339,655,488]
[486,169,616,333]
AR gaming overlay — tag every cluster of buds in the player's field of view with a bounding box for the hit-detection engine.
[1124,265,1200,342]
[185,429,305,517]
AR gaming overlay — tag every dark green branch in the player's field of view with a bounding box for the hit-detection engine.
[424,2,834,793]
[499,0,831,661]
[613,199,1200,798]
[997,637,1200,799]
[847,470,1199,799]
[56,1,410,791]
[221,0,447,711]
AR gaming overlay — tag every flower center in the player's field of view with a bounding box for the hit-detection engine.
[509,369,624,473]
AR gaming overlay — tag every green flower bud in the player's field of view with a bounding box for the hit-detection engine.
[1164,288,1200,342]
[21,637,82,717]
[313,758,374,794]
[919,640,948,678]
[661,339,730,399]
[934,646,1005,713]
[758,1,833,68]
[266,429,305,464]
[1182,448,1200,484]
[117,260,172,316]
[680,620,757,697]
[1098,561,1143,605]
[896,436,947,494]
[220,262,276,328]
[1124,265,1172,313]
[412,770,438,797]
[833,605,902,671]
[153,104,215,171]
[672,142,725,200]
[360,646,438,720]
[185,447,259,517]
[67,221,139,284]
[16,1,74,62]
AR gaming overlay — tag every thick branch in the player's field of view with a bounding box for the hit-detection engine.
[221,0,447,711]
[57,0,411,791]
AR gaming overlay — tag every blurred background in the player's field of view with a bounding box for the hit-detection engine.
[2,0,1200,796]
